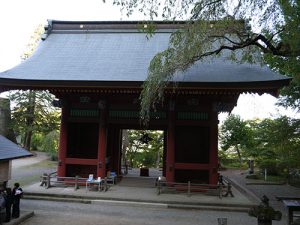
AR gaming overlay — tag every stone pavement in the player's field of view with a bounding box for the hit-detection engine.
[23,177,255,211]
[7,152,300,225]
[3,211,34,225]
[10,175,255,225]
[13,171,298,225]
[222,169,300,213]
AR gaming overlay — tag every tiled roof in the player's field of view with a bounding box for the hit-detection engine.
[0,20,290,89]
[0,135,32,161]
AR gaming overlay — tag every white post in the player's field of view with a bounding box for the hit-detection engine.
[264,168,267,181]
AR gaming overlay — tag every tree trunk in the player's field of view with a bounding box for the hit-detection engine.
[156,149,160,168]
[236,145,243,166]
[121,129,129,164]
[23,91,36,151]
[24,130,32,150]
[0,98,16,142]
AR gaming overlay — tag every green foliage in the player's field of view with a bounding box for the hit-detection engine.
[110,0,300,120]
[123,130,164,168]
[220,115,300,173]
[263,0,300,108]
[253,117,300,170]
[140,19,262,122]
[30,133,44,151]
[258,159,281,176]
[21,24,44,60]
[221,159,248,169]
[249,203,282,221]
[9,90,60,150]
[245,174,259,179]
[41,130,59,161]
[8,24,60,151]
[219,114,253,164]
[246,173,286,183]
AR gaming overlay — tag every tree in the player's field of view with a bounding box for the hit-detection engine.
[41,130,60,160]
[110,0,300,121]
[123,130,164,168]
[9,90,60,150]
[219,114,252,165]
[253,117,300,172]
[220,114,300,172]
[7,24,60,151]
[263,1,300,108]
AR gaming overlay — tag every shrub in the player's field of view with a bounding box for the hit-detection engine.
[246,174,259,179]
[258,159,280,176]
[41,130,59,161]
[30,133,43,151]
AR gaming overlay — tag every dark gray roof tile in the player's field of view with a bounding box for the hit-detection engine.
[0,135,32,161]
[0,21,290,88]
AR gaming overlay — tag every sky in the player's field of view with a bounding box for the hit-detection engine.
[0,0,298,122]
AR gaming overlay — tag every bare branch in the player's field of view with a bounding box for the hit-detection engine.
[210,35,241,45]
[189,32,299,65]
[191,0,223,19]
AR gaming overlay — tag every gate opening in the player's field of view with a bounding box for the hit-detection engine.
[121,129,164,178]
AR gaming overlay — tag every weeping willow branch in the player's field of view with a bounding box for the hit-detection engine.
[139,18,299,123]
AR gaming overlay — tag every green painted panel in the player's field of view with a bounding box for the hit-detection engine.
[177,112,208,120]
[70,109,99,117]
[109,110,166,119]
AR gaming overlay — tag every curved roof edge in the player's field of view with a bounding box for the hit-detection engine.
[0,135,32,161]
[0,20,291,96]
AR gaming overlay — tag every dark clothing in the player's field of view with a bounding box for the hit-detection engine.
[12,199,20,218]
[0,193,5,225]
[4,193,13,222]
[12,187,22,218]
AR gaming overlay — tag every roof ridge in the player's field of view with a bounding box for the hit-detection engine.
[41,20,185,40]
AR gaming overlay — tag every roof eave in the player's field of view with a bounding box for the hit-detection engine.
[0,153,33,161]
[0,77,291,96]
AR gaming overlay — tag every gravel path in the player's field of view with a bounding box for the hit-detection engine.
[8,151,56,187]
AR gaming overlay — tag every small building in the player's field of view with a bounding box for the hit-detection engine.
[0,20,290,184]
[0,135,32,188]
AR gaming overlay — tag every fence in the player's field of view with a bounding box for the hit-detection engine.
[156,177,234,198]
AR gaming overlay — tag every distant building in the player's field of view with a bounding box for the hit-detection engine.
[0,21,290,184]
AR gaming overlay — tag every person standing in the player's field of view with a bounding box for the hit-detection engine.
[0,189,6,225]
[12,183,23,219]
[4,188,12,222]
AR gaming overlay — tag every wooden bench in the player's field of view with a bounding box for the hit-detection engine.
[40,173,110,191]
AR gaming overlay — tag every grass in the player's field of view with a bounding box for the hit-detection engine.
[246,173,286,183]
[221,162,248,170]
[25,160,57,169]
[257,175,286,183]
[8,159,57,187]
[9,175,41,187]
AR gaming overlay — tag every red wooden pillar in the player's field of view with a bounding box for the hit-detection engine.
[111,128,121,175]
[166,101,175,182]
[209,109,219,184]
[58,103,67,177]
[116,129,122,175]
[97,100,107,178]
[162,131,167,177]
